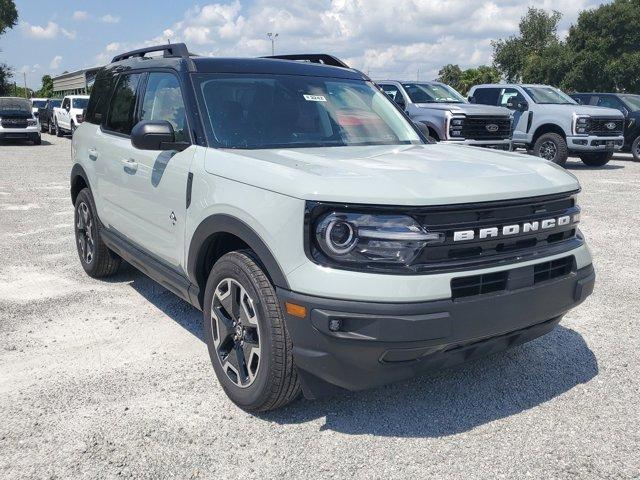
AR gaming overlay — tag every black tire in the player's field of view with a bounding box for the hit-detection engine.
[533,132,568,166]
[203,250,300,412]
[40,121,46,133]
[579,151,613,167]
[55,120,63,137]
[632,136,640,162]
[48,120,54,135]
[71,121,76,136]
[74,188,121,278]
[33,135,41,145]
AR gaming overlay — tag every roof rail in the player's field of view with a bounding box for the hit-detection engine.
[262,54,350,69]
[111,43,191,63]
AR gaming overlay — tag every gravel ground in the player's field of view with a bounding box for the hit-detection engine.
[1,134,639,479]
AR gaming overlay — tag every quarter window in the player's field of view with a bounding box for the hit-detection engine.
[140,73,188,142]
[105,73,142,135]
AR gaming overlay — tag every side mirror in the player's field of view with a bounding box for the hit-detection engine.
[65,105,70,112]
[131,120,189,151]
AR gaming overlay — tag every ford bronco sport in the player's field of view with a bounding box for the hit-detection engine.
[377,80,513,150]
[71,44,595,412]
[468,84,624,167]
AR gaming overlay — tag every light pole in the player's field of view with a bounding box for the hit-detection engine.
[267,32,279,55]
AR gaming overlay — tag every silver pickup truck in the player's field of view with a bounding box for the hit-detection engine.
[377,81,513,150]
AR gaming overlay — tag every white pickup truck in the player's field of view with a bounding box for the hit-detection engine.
[53,95,89,136]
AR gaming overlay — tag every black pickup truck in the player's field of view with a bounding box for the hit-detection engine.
[571,92,640,162]
[37,98,62,134]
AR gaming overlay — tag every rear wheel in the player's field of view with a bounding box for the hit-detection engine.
[533,133,568,166]
[632,136,640,162]
[74,188,121,278]
[579,151,613,167]
[203,251,300,412]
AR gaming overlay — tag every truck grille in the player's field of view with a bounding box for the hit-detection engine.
[461,116,511,141]
[587,117,624,136]
[1,118,28,129]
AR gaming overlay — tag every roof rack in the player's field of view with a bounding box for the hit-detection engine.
[262,54,350,69]
[111,43,191,63]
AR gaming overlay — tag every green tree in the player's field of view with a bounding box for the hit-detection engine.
[0,61,12,95]
[37,74,53,97]
[437,64,463,91]
[0,0,18,35]
[492,7,564,83]
[563,0,640,92]
[437,64,500,95]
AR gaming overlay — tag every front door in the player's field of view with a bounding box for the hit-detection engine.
[59,97,71,130]
[498,88,529,143]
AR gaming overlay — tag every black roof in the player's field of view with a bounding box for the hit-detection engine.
[106,43,367,80]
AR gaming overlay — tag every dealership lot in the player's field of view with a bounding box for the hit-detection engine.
[1,135,639,478]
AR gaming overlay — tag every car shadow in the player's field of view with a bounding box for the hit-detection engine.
[109,267,598,438]
[565,161,625,170]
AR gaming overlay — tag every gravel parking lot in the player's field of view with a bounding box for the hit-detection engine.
[1,133,639,479]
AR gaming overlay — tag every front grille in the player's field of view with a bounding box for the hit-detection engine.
[1,118,28,129]
[461,116,511,140]
[452,256,574,299]
[587,117,624,136]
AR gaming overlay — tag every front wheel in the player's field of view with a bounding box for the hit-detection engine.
[533,133,568,167]
[579,151,613,167]
[203,251,300,412]
[74,188,121,278]
[48,120,54,135]
[632,136,640,162]
[55,120,63,137]
[33,135,41,145]
[71,121,76,136]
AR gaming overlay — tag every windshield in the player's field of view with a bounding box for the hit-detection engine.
[523,86,576,105]
[194,74,422,149]
[50,99,62,108]
[0,98,31,115]
[401,83,466,104]
[32,100,47,108]
[72,98,89,109]
[620,94,640,111]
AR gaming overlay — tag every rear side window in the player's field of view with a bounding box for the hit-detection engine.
[86,69,116,124]
[140,72,188,141]
[472,88,500,106]
[105,73,142,135]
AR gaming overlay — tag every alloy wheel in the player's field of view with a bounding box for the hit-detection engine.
[635,140,640,159]
[75,202,95,264]
[539,140,558,161]
[210,278,261,388]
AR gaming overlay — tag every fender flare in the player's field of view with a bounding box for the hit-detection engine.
[415,119,443,140]
[70,163,90,205]
[187,214,290,290]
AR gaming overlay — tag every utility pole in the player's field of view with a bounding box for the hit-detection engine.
[267,32,279,55]
[417,68,420,81]
[23,72,28,99]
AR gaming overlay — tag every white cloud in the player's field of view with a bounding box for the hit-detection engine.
[22,21,60,39]
[49,55,62,69]
[102,14,120,24]
[73,11,89,21]
[61,28,76,39]
[106,42,120,52]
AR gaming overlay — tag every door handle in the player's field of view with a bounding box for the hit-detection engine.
[121,158,138,173]
[88,148,98,161]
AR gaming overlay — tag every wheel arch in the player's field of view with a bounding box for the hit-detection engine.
[532,123,566,145]
[188,214,290,306]
[70,163,90,205]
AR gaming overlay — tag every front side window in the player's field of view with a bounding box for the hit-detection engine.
[72,98,89,109]
[62,98,70,110]
[194,74,422,149]
[140,72,188,141]
[105,73,142,135]
[523,86,576,105]
[401,83,466,104]
[379,84,401,102]
[499,88,526,109]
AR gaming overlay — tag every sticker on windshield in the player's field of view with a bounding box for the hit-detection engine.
[303,94,327,102]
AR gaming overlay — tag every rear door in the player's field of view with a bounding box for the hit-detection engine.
[116,71,195,269]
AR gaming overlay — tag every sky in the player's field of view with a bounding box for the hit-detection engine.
[1,0,606,90]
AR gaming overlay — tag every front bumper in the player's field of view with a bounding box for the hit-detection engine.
[443,138,512,150]
[0,127,40,141]
[279,262,595,398]
[568,135,624,152]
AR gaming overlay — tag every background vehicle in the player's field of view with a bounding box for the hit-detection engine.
[54,95,88,137]
[468,84,625,167]
[571,92,640,162]
[71,44,594,412]
[30,98,47,117]
[378,80,513,150]
[37,98,62,134]
[0,97,41,145]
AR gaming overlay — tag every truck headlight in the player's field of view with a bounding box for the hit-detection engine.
[313,212,444,266]
[573,115,590,135]
[447,115,465,140]
[27,118,37,127]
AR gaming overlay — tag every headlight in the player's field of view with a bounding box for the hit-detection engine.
[447,114,465,139]
[573,115,590,135]
[27,118,37,126]
[313,211,444,266]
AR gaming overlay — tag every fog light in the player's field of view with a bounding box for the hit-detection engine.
[328,318,342,332]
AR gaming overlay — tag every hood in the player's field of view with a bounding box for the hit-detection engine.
[543,103,624,118]
[413,102,512,116]
[205,144,580,206]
